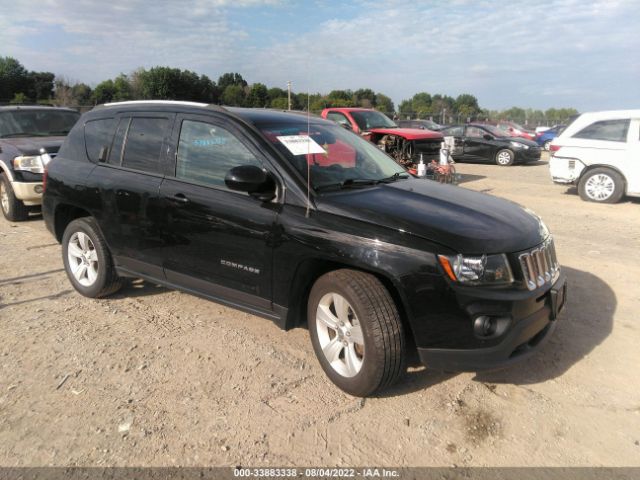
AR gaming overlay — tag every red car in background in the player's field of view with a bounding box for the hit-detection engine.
[494,121,536,140]
[321,107,443,169]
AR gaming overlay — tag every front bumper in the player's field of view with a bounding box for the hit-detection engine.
[418,274,567,372]
[515,148,542,163]
[11,181,43,205]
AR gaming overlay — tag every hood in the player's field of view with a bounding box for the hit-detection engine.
[1,136,65,156]
[368,127,443,140]
[316,178,546,254]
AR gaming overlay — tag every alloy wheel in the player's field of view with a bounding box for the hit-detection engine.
[497,151,512,165]
[67,232,99,287]
[585,174,615,201]
[315,293,365,378]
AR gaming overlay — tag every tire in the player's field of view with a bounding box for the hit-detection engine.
[62,217,123,297]
[578,168,625,204]
[495,149,515,166]
[0,174,29,221]
[307,269,406,396]
[543,140,552,151]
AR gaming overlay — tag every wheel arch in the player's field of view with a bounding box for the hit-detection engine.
[283,258,415,342]
[53,203,93,242]
[579,164,628,193]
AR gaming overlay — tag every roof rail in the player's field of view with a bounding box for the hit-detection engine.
[102,100,210,107]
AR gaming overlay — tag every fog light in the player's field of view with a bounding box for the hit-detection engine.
[473,315,496,337]
[34,185,43,194]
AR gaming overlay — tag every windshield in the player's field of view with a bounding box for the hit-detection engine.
[257,121,407,191]
[0,109,80,138]
[350,110,397,130]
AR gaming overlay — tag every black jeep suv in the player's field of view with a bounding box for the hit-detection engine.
[0,105,80,220]
[43,101,566,396]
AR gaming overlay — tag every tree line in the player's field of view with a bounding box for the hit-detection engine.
[1,56,578,125]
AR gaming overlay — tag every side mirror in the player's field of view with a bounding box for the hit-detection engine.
[339,122,352,131]
[483,134,493,141]
[224,165,276,202]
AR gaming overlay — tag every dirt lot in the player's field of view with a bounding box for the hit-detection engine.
[1,153,639,467]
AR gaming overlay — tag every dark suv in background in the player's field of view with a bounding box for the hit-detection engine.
[43,101,566,396]
[0,105,80,220]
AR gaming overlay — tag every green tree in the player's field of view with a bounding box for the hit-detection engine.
[221,84,246,106]
[270,97,288,109]
[454,93,480,120]
[267,87,287,101]
[217,72,247,92]
[26,71,55,101]
[10,92,28,104]
[353,88,376,108]
[71,83,93,105]
[0,56,29,101]
[247,83,269,107]
[375,93,394,115]
[92,79,116,104]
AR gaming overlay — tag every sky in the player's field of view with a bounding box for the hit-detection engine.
[1,0,639,112]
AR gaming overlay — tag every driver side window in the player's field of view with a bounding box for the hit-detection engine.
[175,120,262,188]
[466,126,484,138]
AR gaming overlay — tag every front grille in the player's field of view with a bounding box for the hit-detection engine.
[519,237,560,291]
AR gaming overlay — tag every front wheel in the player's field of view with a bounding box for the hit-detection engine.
[62,217,123,297]
[543,140,552,151]
[578,168,624,203]
[0,174,29,221]
[495,149,515,166]
[308,269,406,396]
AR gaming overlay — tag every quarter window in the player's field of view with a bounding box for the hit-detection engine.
[176,120,262,188]
[84,118,115,163]
[121,117,169,172]
[573,119,630,142]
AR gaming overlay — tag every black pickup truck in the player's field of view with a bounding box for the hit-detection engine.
[42,101,566,396]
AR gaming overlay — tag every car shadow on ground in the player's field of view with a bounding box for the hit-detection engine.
[456,173,486,185]
[376,266,615,397]
[111,278,169,298]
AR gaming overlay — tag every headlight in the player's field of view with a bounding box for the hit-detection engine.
[12,155,45,173]
[510,141,529,149]
[438,253,514,286]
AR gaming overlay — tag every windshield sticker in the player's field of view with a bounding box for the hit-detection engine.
[277,135,326,156]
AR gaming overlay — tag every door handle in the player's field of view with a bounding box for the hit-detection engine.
[167,193,190,204]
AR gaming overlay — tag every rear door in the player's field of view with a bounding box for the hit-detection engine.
[158,114,278,312]
[90,112,174,278]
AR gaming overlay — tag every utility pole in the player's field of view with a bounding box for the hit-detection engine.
[287,80,292,111]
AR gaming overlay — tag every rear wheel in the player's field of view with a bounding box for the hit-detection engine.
[495,149,514,166]
[62,217,123,297]
[543,140,552,151]
[308,269,406,396]
[578,168,624,204]
[0,174,29,221]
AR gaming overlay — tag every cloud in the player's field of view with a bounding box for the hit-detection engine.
[0,0,638,110]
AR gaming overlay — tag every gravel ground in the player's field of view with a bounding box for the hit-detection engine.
[1,153,639,467]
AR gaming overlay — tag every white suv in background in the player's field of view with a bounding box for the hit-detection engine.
[549,110,640,203]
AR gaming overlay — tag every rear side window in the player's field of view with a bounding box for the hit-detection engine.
[573,119,630,142]
[84,118,115,162]
[121,117,169,172]
[175,120,262,188]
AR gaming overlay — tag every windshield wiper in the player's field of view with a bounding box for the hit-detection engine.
[315,178,380,192]
[377,172,410,183]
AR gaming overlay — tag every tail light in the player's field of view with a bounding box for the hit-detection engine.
[549,144,561,152]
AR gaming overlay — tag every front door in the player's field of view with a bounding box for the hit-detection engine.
[158,114,278,312]
[463,126,493,162]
